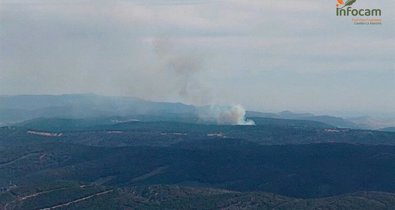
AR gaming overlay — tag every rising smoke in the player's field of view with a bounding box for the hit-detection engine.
[153,38,254,126]
[199,105,255,125]
[153,38,212,105]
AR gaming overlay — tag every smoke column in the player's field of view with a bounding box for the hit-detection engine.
[153,38,211,105]
[153,38,254,126]
[199,105,255,125]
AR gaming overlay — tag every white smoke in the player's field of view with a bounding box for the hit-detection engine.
[153,39,254,126]
[199,105,255,125]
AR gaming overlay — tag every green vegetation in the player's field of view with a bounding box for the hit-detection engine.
[1,141,395,199]
[2,184,395,210]
[1,116,395,209]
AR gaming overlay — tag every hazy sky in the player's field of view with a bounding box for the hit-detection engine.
[0,0,394,116]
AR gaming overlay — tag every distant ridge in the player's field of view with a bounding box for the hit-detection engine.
[381,127,395,132]
[0,94,195,123]
[246,110,359,129]
[1,94,392,130]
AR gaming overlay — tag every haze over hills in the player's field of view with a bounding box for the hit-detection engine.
[1,0,393,207]
[246,111,362,129]
[1,94,395,209]
[1,94,394,130]
[382,127,395,132]
[0,94,195,124]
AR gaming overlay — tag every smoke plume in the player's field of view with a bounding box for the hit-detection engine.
[153,38,254,126]
[199,105,255,125]
[153,38,212,105]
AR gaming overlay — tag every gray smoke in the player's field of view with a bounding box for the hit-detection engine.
[153,38,254,126]
[199,105,255,125]
[153,38,212,105]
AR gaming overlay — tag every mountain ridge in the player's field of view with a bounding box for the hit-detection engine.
[1,94,394,130]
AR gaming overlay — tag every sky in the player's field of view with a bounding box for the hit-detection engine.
[0,0,394,116]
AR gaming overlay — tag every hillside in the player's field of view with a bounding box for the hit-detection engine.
[5,119,395,147]
[1,94,386,130]
[382,127,395,132]
[1,103,395,208]
[0,94,195,124]
[1,140,395,198]
[2,183,395,210]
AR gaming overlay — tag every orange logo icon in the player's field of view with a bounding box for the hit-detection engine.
[337,0,357,8]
